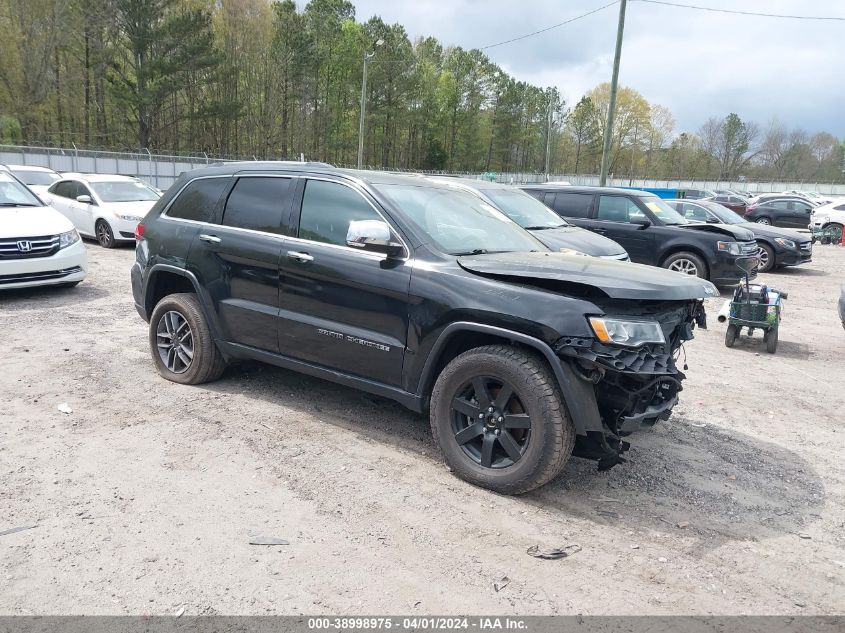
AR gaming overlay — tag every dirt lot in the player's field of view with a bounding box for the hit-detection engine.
[1,241,844,615]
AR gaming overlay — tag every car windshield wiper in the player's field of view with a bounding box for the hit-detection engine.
[523,224,565,230]
[0,202,33,207]
[453,248,490,256]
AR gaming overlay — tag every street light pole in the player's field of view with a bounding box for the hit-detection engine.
[357,39,384,170]
[599,0,627,186]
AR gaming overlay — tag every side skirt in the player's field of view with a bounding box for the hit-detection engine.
[217,341,424,413]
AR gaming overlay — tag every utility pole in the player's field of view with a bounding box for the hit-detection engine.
[357,39,384,170]
[544,93,553,180]
[599,0,627,186]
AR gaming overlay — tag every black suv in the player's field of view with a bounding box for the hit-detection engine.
[522,185,758,286]
[132,165,716,494]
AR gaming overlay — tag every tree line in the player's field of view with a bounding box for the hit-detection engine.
[0,0,842,181]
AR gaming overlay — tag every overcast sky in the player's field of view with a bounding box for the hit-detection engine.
[346,0,844,138]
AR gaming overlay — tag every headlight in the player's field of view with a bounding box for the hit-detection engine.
[717,241,741,255]
[58,229,80,249]
[559,248,590,256]
[118,214,143,222]
[588,317,666,347]
[774,238,796,248]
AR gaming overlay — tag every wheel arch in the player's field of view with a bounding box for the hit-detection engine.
[416,322,602,435]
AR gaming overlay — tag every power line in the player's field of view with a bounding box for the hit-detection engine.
[632,0,845,21]
[478,1,620,50]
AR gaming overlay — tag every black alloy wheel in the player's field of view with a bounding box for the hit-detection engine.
[450,376,531,469]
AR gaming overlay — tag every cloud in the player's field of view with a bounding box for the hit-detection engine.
[347,0,845,137]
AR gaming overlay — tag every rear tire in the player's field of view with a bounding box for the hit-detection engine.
[725,324,739,348]
[430,345,575,495]
[663,251,708,279]
[95,220,116,248]
[756,217,772,226]
[149,292,226,385]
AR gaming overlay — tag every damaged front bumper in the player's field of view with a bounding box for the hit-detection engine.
[551,300,705,469]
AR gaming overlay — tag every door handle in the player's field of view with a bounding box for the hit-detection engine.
[593,228,607,234]
[199,234,221,244]
[287,251,314,263]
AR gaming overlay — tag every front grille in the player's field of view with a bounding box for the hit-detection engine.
[738,241,758,256]
[799,241,812,251]
[0,266,82,285]
[0,234,61,259]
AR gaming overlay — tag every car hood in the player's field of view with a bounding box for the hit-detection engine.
[0,205,74,238]
[457,251,718,300]
[679,222,755,241]
[738,223,807,242]
[529,225,627,257]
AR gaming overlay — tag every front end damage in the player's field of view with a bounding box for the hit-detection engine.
[554,300,707,470]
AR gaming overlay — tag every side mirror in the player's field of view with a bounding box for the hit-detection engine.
[346,219,404,257]
[76,194,92,204]
[631,216,651,229]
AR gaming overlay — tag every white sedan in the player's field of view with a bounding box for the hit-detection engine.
[0,164,63,196]
[0,171,87,290]
[43,174,161,248]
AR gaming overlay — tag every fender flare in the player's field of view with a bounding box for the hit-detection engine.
[143,264,224,341]
[417,322,602,435]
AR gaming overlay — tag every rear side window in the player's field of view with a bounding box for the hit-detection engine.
[167,177,228,222]
[221,177,293,234]
[552,192,593,218]
[298,180,382,247]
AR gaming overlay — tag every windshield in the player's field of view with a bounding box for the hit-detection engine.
[89,180,160,202]
[10,168,61,186]
[637,194,687,225]
[0,173,43,206]
[701,201,745,224]
[481,188,568,229]
[375,183,546,255]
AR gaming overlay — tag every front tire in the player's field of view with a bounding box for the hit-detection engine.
[756,217,772,226]
[95,220,116,248]
[149,293,226,385]
[757,242,775,273]
[663,251,708,279]
[430,345,575,495]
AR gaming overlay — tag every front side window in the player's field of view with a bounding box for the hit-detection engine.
[221,177,293,235]
[597,196,644,223]
[298,180,383,247]
[636,195,687,225]
[52,181,76,199]
[375,183,543,255]
[167,177,229,223]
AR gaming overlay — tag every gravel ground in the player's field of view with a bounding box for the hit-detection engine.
[1,241,844,615]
